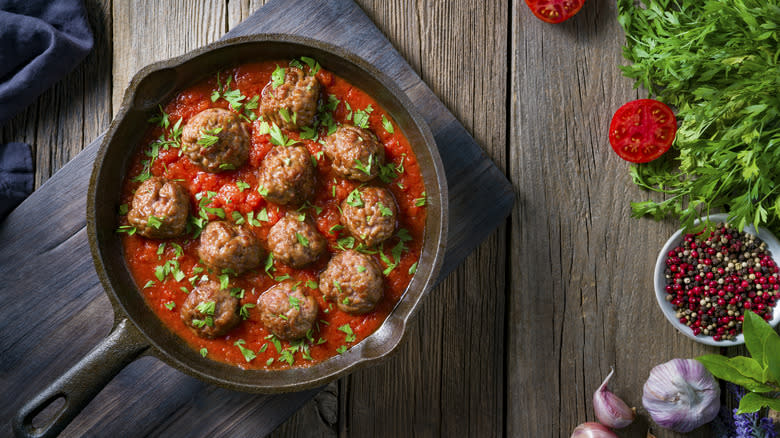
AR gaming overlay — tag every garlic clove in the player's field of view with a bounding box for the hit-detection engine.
[571,422,618,438]
[593,366,636,428]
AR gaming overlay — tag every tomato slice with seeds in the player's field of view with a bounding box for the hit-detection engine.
[524,0,585,24]
[609,99,677,164]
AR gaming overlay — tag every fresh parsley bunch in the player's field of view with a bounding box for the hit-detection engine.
[618,0,780,232]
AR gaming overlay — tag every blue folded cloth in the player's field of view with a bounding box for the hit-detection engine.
[0,142,33,219]
[0,0,94,125]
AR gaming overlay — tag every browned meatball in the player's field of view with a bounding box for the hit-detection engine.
[180,280,240,338]
[258,282,318,340]
[260,66,320,131]
[267,214,327,268]
[258,145,317,205]
[319,250,383,315]
[181,108,249,172]
[323,124,385,182]
[127,176,189,239]
[198,221,262,274]
[341,186,397,247]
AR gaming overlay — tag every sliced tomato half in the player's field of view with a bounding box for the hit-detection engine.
[609,99,677,164]
[524,0,585,24]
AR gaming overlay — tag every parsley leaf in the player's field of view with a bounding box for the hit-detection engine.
[271,65,286,89]
[381,115,394,133]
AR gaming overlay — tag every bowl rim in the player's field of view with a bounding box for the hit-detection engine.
[653,213,780,346]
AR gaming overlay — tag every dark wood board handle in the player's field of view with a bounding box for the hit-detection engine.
[12,319,149,438]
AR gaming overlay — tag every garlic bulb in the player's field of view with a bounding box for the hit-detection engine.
[642,358,720,433]
[593,367,635,428]
[570,422,618,438]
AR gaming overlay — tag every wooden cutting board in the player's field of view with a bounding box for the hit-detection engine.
[0,0,513,436]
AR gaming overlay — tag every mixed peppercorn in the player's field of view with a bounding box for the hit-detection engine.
[664,223,779,341]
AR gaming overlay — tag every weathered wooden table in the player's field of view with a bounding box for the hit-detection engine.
[0,1,718,437]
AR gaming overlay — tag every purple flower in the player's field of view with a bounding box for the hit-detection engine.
[760,416,778,438]
[733,407,755,438]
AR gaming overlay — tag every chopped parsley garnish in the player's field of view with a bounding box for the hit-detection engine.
[326,94,340,111]
[275,274,291,282]
[300,125,318,140]
[118,204,129,215]
[278,313,288,320]
[279,349,295,365]
[414,192,427,207]
[266,357,275,365]
[234,339,256,362]
[218,163,236,171]
[197,127,223,148]
[257,208,269,222]
[148,104,170,129]
[377,202,393,217]
[143,280,155,289]
[409,262,418,275]
[296,232,309,247]
[354,155,373,176]
[300,56,321,75]
[170,242,184,258]
[381,115,394,133]
[271,65,286,89]
[258,185,269,196]
[191,317,213,328]
[288,295,300,310]
[278,107,291,123]
[264,253,275,276]
[236,181,250,192]
[338,324,356,342]
[346,189,363,207]
[329,224,344,235]
[246,211,261,227]
[306,280,318,289]
[239,303,255,319]
[116,225,137,235]
[219,274,230,290]
[164,301,176,310]
[333,280,343,294]
[378,162,398,183]
[258,343,268,353]
[196,301,216,315]
[200,348,208,358]
[296,212,306,222]
[269,122,297,146]
[147,215,163,229]
[352,104,373,129]
[357,266,366,273]
[336,236,355,251]
[336,345,347,354]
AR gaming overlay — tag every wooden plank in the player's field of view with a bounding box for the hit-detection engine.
[342,1,508,436]
[0,1,513,437]
[111,0,227,113]
[507,2,712,437]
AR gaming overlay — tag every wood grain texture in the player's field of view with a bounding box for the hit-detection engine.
[508,1,713,437]
[0,0,113,188]
[1,0,513,437]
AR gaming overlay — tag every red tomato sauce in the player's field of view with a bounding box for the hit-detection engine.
[118,60,427,369]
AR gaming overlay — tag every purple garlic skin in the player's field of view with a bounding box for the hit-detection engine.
[571,422,618,438]
[642,358,720,433]
[593,367,636,428]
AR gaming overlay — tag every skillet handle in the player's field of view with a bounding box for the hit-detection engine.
[12,318,149,438]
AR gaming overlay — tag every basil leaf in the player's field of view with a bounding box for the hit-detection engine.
[696,355,775,392]
[737,392,780,414]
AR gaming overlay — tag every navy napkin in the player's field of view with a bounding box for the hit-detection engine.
[0,142,33,219]
[0,0,93,219]
[0,0,94,124]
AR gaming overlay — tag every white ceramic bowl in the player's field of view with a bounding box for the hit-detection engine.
[654,213,780,346]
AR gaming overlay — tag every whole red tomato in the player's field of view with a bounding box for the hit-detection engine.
[524,0,585,24]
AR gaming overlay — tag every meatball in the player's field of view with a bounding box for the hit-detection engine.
[341,186,398,247]
[319,250,383,315]
[180,280,240,338]
[198,221,263,274]
[267,214,327,268]
[258,145,317,205]
[181,108,250,172]
[260,66,320,131]
[127,176,189,239]
[323,124,385,182]
[258,282,318,340]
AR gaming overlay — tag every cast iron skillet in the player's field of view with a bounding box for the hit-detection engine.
[13,34,447,438]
